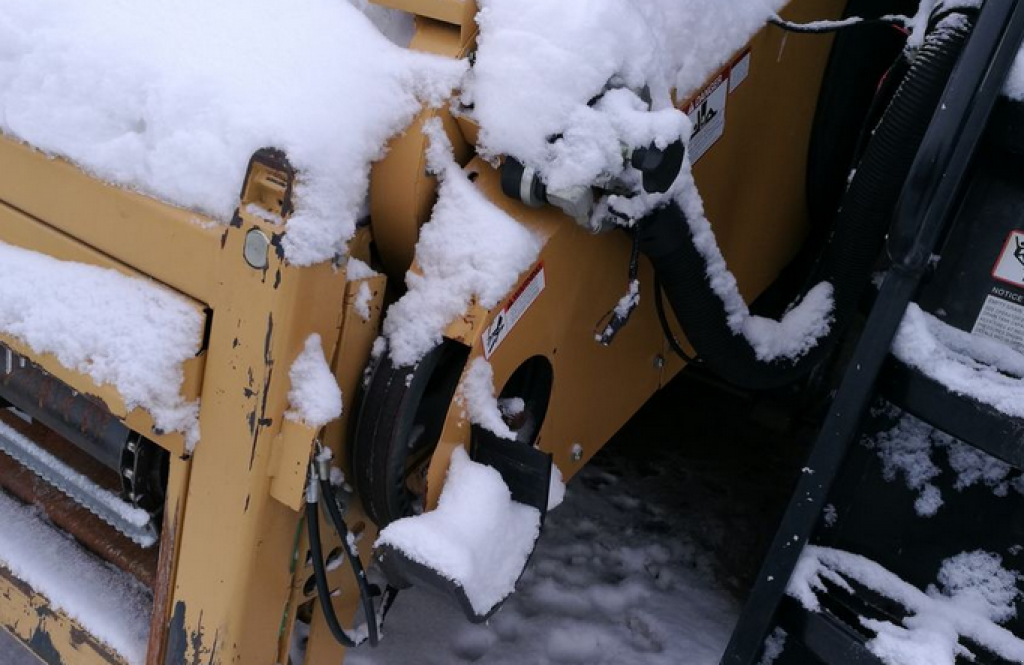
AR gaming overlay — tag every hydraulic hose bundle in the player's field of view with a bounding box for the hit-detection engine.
[305,448,397,649]
[639,8,974,390]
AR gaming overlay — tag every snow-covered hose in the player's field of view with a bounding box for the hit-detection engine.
[638,13,972,390]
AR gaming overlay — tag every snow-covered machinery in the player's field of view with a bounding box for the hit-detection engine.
[2,0,1024,663]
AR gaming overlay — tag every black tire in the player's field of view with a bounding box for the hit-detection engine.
[350,341,468,527]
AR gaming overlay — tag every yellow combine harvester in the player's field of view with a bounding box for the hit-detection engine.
[2,0,1022,663]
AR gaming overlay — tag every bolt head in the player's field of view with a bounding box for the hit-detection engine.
[653,354,666,369]
[570,443,583,462]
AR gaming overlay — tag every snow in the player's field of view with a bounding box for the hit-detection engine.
[0,241,202,449]
[868,408,946,517]
[375,447,541,617]
[789,545,1024,665]
[346,258,380,281]
[758,627,787,665]
[466,0,785,194]
[866,404,1024,517]
[0,487,152,665]
[285,334,343,429]
[382,121,543,367]
[0,0,465,265]
[673,165,836,361]
[354,283,374,322]
[893,304,1024,418]
[459,358,515,441]
[547,464,566,511]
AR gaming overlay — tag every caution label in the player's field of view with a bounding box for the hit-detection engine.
[483,263,546,359]
[992,230,1024,288]
[972,289,1024,355]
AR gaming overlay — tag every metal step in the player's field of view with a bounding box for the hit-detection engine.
[0,418,157,547]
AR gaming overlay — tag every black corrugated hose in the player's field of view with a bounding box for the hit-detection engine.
[638,10,974,390]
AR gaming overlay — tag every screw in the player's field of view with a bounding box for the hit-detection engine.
[653,354,665,369]
[571,443,583,462]
[243,228,270,270]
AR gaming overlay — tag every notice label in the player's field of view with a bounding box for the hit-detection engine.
[972,291,1024,355]
[992,230,1024,288]
[684,49,751,164]
[483,263,546,359]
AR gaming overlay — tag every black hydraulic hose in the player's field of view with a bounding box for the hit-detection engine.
[319,478,380,647]
[306,499,359,649]
[638,14,972,390]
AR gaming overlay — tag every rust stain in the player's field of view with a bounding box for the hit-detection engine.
[146,500,180,665]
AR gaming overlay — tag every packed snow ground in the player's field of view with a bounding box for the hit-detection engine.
[0,488,152,664]
[345,374,814,665]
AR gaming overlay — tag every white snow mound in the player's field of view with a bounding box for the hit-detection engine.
[0,0,465,265]
[383,120,543,367]
[460,358,515,440]
[286,334,343,429]
[893,304,1024,418]
[376,446,541,616]
[790,545,1024,665]
[467,0,784,193]
[0,241,202,448]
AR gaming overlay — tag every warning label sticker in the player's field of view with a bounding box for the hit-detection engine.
[992,230,1024,288]
[483,263,546,359]
[686,74,727,164]
[684,49,751,164]
[972,292,1024,355]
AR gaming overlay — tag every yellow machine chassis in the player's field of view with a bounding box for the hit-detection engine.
[0,0,841,662]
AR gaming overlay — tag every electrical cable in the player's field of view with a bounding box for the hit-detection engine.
[319,477,381,647]
[768,14,907,34]
[653,273,697,364]
[305,496,359,648]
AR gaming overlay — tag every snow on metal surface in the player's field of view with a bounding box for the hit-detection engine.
[0,487,152,665]
[0,241,202,449]
[0,0,464,265]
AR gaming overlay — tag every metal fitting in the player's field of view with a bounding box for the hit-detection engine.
[243,228,270,270]
[305,466,321,504]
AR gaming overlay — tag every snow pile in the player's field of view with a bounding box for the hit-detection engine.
[867,404,1024,517]
[459,358,515,440]
[0,241,202,448]
[893,304,1024,418]
[0,0,465,265]
[382,121,543,366]
[758,628,788,665]
[790,546,1024,664]
[547,464,566,511]
[466,0,784,192]
[285,334,343,429]
[869,409,947,517]
[0,488,152,664]
[376,447,541,616]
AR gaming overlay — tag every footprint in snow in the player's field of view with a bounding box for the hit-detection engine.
[450,624,497,662]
